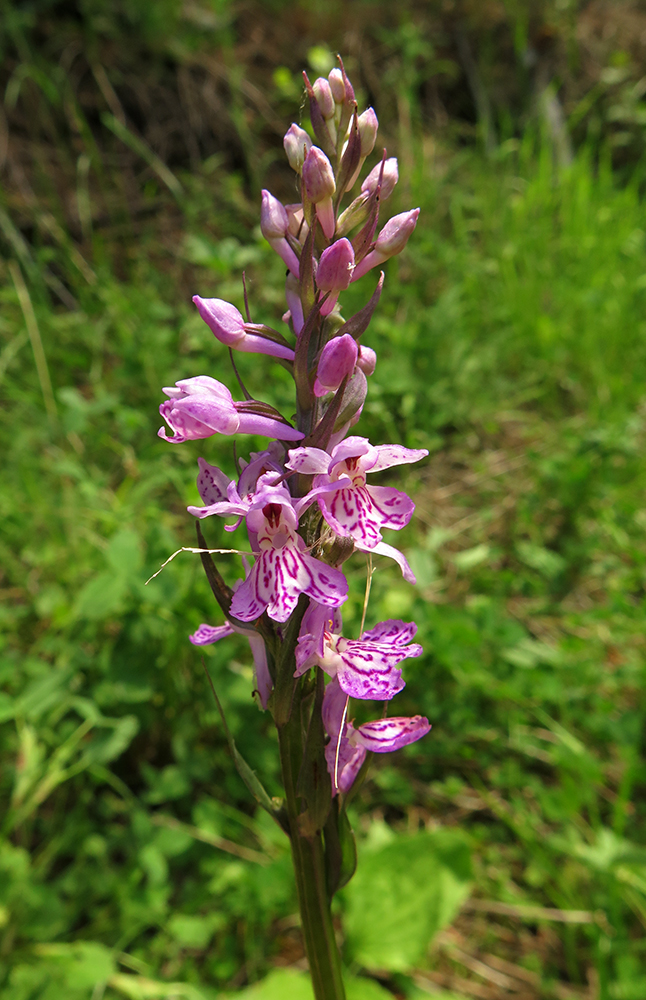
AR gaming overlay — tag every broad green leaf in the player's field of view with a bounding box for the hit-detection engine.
[33,941,115,988]
[228,969,393,999]
[74,571,128,619]
[108,973,207,999]
[342,829,473,972]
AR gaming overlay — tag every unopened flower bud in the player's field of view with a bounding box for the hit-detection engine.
[303,147,336,240]
[375,208,420,256]
[357,345,377,376]
[302,147,335,203]
[352,208,420,281]
[283,123,312,174]
[313,77,335,120]
[357,107,378,156]
[317,238,355,291]
[260,189,288,239]
[361,157,399,201]
[314,334,358,397]
[260,189,300,276]
[193,296,295,361]
[328,68,345,104]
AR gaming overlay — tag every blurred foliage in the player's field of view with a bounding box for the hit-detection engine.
[3,1,646,999]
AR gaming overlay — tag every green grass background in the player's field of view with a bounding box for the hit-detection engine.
[2,2,646,998]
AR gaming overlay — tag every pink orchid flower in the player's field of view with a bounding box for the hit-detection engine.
[286,436,428,577]
[322,677,431,794]
[295,618,422,701]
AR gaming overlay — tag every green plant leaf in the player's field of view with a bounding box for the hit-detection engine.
[342,829,473,972]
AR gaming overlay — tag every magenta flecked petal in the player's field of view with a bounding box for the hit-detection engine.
[196,458,232,505]
[361,619,418,645]
[189,622,235,645]
[336,648,405,701]
[365,484,415,531]
[354,715,431,753]
[320,485,384,547]
[369,443,429,473]
[286,446,331,476]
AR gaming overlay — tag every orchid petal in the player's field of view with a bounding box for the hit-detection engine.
[353,715,431,752]
[189,622,235,645]
[358,539,417,583]
[368,444,429,473]
[286,447,332,475]
[364,484,415,530]
[196,458,232,505]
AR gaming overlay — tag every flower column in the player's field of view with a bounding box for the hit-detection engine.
[157,57,428,1000]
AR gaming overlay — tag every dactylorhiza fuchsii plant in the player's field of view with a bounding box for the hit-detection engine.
[157,59,428,1000]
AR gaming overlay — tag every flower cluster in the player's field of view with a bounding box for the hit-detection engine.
[159,58,429,798]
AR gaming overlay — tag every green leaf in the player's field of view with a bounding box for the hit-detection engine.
[74,571,129,620]
[32,941,115,988]
[342,829,473,972]
[202,665,288,833]
[228,969,394,999]
[325,799,357,898]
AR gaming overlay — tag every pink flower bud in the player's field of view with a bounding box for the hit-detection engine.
[316,238,355,291]
[283,123,312,174]
[357,107,378,156]
[260,189,300,277]
[193,296,295,361]
[361,157,399,200]
[302,147,336,203]
[314,334,358,397]
[328,68,345,103]
[260,189,288,239]
[357,345,377,376]
[375,208,420,255]
[193,297,245,346]
[313,77,335,119]
[351,208,420,281]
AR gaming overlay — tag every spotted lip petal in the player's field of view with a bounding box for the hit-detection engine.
[335,639,406,700]
[352,715,431,753]
[297,617,420,699]
[230,537,348,624]
[189,623,235,645]
[196,458,233,505]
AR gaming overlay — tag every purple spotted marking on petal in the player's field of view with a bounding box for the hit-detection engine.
[189,622,235,645]
[353,715,431,752]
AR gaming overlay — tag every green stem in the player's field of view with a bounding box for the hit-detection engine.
[277,687,346,1000]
